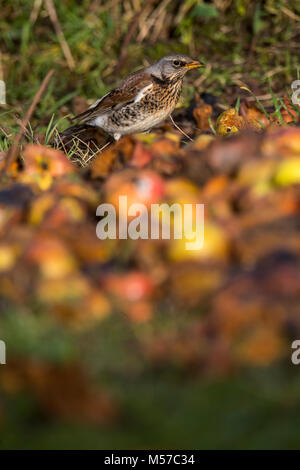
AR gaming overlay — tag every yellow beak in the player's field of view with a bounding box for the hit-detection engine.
[186,60,204,69]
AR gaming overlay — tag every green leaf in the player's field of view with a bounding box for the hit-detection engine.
[192,4,219,19]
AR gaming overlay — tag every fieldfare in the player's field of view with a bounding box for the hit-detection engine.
[60,55,203,142]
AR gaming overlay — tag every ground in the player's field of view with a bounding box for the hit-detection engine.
[0,0,300,450]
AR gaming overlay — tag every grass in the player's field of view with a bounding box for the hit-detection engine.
[0,0,300,450]
[2,374,300,449]
[1,1,299,135]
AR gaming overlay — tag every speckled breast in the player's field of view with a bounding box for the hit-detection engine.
[108,79,183,130]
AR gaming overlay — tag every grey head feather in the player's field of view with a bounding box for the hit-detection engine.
[146,54,196,81]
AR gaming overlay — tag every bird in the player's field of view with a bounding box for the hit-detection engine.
[59,55,204,144]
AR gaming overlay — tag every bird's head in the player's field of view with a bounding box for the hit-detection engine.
[148,54,204,82]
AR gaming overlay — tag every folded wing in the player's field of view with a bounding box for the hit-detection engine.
[73,69,153,124]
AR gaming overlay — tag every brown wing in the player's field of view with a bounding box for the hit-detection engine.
[73,69,153,124]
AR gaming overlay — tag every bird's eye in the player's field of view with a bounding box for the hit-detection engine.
[173,60,180,67]
[226,128,231,133]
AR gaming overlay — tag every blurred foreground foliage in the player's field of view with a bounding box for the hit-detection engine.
[1,112,300,448]
[1,0,300,450]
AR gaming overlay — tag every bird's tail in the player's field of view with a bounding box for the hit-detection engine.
[55,123,110,164]
[55,123,95,149]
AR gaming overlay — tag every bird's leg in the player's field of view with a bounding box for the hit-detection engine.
[169,114,193,142]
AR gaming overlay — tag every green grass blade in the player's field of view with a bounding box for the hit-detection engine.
[44,114,56,144]
[279,99,296,123]
[240,86,271,121]
[208,117,216,135]
[269,84,284,125]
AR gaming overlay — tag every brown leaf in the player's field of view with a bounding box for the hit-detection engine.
[193,103,213,131]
